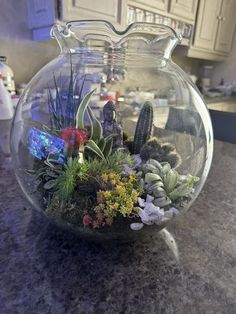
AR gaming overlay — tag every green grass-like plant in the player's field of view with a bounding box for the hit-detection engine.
[54,151,136,201]
[55,157,88,200]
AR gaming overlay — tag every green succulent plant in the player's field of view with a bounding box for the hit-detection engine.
[74,90,114,160]
[140,138,181,168]
[26,154,64,193]
[142,159,199,208]
[52,150,135,200]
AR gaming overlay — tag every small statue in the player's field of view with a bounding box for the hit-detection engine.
[102,100,123,149]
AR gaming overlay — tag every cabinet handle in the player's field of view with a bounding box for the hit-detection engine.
[217,16,226,21]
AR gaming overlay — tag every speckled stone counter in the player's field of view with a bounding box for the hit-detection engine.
[0,140,236,314]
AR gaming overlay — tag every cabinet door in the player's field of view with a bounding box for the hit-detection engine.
[169,0,198,21]
[60,0,127,29]
[27,0,55,29]
[193,0,222,51]
[215,0,236,53]
[129,0,168,12]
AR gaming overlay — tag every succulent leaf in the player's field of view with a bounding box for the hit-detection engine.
[161,163,171,174]
[169,183,191,201]
[43,179,57,190]
[102,136,113,158]
[98,138,106,151]
[76,89,96,129]
[163,169,178,193]
[87,105,103,141]
[85,139,105,160]
[153,196,172,207]
[145,173,162,184]
[152,186,165,198]
[146,159,162,170]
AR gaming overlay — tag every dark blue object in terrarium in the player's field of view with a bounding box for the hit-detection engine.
[28,127,65,162]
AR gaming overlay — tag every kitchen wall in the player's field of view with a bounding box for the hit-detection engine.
[211,32,236,87]
[0,0,59,86]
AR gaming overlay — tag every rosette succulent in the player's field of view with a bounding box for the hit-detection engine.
[142,159,199,208]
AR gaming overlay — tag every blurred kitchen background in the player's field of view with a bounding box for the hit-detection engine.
[0,0,236,152]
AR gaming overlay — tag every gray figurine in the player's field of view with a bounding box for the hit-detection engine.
[102,100,123,149]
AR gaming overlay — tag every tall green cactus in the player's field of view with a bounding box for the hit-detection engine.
[133,101,153,154]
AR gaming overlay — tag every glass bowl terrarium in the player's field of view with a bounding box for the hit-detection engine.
[10,21,213,241]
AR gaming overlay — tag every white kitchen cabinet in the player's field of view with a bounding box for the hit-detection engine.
[27,0,56,40]
[214,0,236,53]
[128,0,169,12]
[192,0,222,51]
[189,0,236,60]
[60,0,127,30]
[129,0,198,22]
[27,0,236,61]
[27,0,127,40]
[27,0,55,29]
[169,0,198,22]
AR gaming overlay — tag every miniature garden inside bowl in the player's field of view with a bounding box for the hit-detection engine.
[10,21,213,241]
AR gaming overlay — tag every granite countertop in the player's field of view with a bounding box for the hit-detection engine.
[0,140,236,314]
[205,95,236,104]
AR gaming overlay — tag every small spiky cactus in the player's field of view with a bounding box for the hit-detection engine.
[140,138,181,168]
[133,101,153,154]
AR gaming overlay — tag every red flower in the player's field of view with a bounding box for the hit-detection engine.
[83,214,93,226]
[59,127,88,149]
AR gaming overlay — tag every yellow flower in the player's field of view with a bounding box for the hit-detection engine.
[95,172,143,220]
[104,190,112,198]
[115,185,125,194]
[101,173,108,182]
